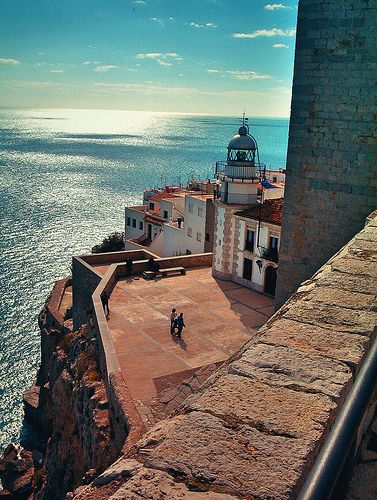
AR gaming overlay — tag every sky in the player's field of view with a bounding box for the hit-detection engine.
[0,0,298,116]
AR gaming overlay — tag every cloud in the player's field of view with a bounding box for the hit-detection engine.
[157,60,172,66]
[82,61,92,65]
[50,69,64,73]
[0,58,21,65]
[94,65,119,72]
[273,43,289,48]
[233,28,296,38]
[35,62,46,67]
[133,0,146,3]
[226,70,271,80]
[207,69,272,80]
[265,3,293,10]
[190,21,218,28]
[150,17,165,27]
[135,52,182,63]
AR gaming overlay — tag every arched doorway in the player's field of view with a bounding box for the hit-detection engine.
[264,266,277,296]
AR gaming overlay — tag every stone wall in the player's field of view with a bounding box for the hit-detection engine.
[276,0,377,307]
[75,210,377,499]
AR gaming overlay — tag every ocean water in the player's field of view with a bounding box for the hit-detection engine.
[0,109,289,452]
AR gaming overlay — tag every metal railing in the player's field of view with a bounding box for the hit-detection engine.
[259,246,279,263]
[215,161,266,181]
[298,337,377,500]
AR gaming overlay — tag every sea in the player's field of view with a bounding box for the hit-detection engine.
[0,108,289,452]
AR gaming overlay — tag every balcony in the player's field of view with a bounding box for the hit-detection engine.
[260,246,279,263]
[215,161,265,181]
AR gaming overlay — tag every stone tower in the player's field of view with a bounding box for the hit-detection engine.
[276,0,377,307]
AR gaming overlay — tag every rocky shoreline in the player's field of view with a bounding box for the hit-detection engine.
[0,287,116,499]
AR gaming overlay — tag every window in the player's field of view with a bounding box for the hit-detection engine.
[132,218,136,228]
[139,221,143,231]
[270,236,279,250]
[188,203,193,213]
[218,239,221,245]
[149,202,155,210]
[243,258,252,281]
[196,232,202,242]
[187,227,192,237]
[126,217,131,226]
[186,249,192,255]
[205,232,210,242]
[245,230,255,252]
[198,206,203,217]
[163,210,168,219]
[273,176,277,183]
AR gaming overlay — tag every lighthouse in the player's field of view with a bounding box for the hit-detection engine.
[212,117,266,281]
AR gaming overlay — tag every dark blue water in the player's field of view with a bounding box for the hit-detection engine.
[0,109,289,451]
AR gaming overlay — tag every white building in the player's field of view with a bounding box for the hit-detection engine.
[212,121,284,296]
[124,183,215,257]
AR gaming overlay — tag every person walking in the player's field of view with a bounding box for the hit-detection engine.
[125,257,133,277]
[176,312,186,338]
[170,308,177,335]
[101,291,110,316]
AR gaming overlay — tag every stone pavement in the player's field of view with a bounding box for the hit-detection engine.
[105,267,273,405]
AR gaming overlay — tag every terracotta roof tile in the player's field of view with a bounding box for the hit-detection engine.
[235,198,284,226]
[149,192,181,202]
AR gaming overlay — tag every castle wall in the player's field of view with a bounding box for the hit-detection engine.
[276,0,377,307]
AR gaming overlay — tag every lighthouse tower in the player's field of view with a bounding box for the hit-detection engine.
[212,118,265,281]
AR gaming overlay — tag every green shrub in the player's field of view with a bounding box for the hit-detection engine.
[92,232,125,253]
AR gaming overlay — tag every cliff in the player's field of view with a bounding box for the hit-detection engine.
[0,282,117,499]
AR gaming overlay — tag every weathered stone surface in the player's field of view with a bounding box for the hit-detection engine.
[332,257,377,279]
[0,444,34,496]
[260,318,369,368]
[109,468,237,499]
[283,300,376,336]
[228,343,352,401]
[303,287,376,312]
[347,462,377,500]
[315,270,377,297]
[185,373,336,439]
[137,411,315,499]
[92,459,142,487]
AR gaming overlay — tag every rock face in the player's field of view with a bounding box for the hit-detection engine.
[0,304,116,500]
[0,444,34,498]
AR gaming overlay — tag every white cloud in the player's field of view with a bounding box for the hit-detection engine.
[0,58,21,65]
[133,0,145,4]
[35,62,46,67]
[150,17,165,27]
[82,61,91,65]
[135,52,182,63]
[233,28,296,38]
[265,3,293,10]
[207,68,271,80]
[226,70,271,80]
[273,43,289,48]
[190,21,218,29]
[94,65,119,72]
[50,69,64,73]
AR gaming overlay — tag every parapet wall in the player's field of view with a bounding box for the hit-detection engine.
[276,0,377,307]
[75,210,377,499]
[71,251,213,455]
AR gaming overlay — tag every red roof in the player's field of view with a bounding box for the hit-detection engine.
[144,215,163,226]
[235,198,284,226]
[149,192,181,202]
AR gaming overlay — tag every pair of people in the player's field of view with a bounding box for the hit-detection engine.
[170,309,185,338]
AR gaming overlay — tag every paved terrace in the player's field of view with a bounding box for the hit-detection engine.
[92,265,273,403]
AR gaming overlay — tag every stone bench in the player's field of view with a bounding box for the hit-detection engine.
[159,267,186,277]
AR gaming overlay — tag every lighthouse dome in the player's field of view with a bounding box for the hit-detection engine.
[227,125,256,151]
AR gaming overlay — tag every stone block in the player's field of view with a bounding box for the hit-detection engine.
[228,343,352,401]
[139,411,319,499]
[283,300,376,336]
[260,317,369,367]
